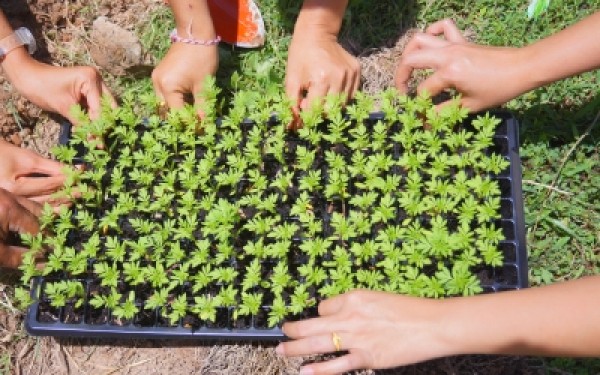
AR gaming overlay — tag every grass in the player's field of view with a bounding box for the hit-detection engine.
[0,353,11,375]
[2,0,600,373]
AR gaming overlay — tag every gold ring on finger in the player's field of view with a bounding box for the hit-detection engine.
[332,331,342,352]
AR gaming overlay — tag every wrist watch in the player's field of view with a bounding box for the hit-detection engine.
[0,27,37,63]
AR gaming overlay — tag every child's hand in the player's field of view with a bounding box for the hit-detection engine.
[152,39,218,118]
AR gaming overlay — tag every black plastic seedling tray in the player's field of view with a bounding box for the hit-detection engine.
[25,110,528,341]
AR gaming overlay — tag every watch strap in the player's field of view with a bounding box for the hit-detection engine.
[0,27,37,62]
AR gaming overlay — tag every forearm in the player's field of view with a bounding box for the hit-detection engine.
[0,10,37,86]
[520,11,600,92]
[0,10,12,39]
[441,276,600,357]
[295,0,348,38]
[167,0,215,40]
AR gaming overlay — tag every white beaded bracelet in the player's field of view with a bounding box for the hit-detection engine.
[169,29,221,46]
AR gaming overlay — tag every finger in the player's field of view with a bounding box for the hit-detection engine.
[327,72,346,100]
[435,97,478,114]
[151,79,170,117]
[425,18,467,43]
[416,72,450,99]
[289,110,302,131]
[299,353,365,375]
[10,175,67,198]
[394,48,445,93]
[394,33,448,93]
[62,110,80,127]
[318,294,346,316]
[348,67,361,101]
[282,316,336,339]
[285,78,304,114]
[7,201,39,235]
[28,157,66,177]
[1,146,64,177]
[26,196,71,213]
[152,81,166,106]
[277,332,344,357]
[35,260,47,271]
[342,54,361,102]
[15,196,42,217]
[0,245,26,269]
[101,82,118,108]
[163,90,187,110]
[84,78,104,121]
[302,81,329,111]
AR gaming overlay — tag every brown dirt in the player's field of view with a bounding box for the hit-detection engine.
[357,27,477,98]
[0,2,551,374]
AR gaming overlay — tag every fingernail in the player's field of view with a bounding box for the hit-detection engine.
[299,367,314,375]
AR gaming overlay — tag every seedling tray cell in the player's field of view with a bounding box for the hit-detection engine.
[25,102,527,341]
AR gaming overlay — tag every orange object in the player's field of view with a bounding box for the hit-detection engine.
[207,0,265,48]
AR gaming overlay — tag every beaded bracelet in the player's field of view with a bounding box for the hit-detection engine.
[169,29,221,46]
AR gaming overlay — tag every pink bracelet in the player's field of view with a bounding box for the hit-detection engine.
[170,29,221,46]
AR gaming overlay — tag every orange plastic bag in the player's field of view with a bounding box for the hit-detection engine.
[207,0,265,48]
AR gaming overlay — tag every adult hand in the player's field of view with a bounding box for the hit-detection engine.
[151,42,218,117]
[0,140,66,203]
[0,188,41,269]
[2,49,114,125]
[286,32,360,116]
[276,290,448,374]
[394,19,528,112]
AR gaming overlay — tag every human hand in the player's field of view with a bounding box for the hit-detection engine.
[1,49,114,125]
[394,19,529,112]
[286,31,360,118]
[0,188,41,269]
[276,290,449,374]
[151,42,218,117]
[0,140,66,203]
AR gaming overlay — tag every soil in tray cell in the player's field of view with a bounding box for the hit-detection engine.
[493,264,519,286]
[36,300,60,323]
[203,307,229,329]
[86,308,110,325]
[134,309,157,327]
[499,242,517,263]
[62,304,84,324]
[251,308,270,329]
